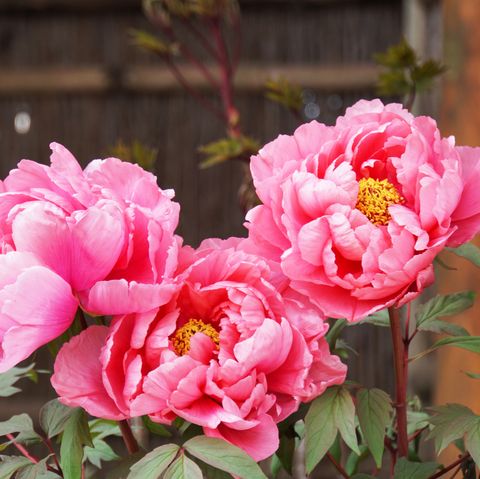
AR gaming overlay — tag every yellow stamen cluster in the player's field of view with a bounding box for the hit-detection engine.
[171,319,220,356]
[355,177,404,226]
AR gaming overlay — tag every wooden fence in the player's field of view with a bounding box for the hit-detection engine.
[0,0,404,466]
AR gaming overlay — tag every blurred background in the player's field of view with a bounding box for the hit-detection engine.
[0,0,479,475]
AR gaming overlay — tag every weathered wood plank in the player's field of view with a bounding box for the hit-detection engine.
[0,64,380,94]
[0,0,395,13]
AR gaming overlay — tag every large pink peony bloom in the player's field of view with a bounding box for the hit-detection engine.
[246,99,480,321]
[52,238,346,460]
[0,251,78,372]
[0,143,181,315]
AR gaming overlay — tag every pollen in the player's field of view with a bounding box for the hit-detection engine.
[355,177,404,226]
[171,319,220,356]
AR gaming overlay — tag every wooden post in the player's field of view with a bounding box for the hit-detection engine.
[436,0,480,464]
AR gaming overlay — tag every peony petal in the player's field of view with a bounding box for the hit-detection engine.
[51,326,126,419]
[204,414,279,461]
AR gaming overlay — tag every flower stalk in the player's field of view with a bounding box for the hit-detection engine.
[119,419,140,455]
[388,306,409,458]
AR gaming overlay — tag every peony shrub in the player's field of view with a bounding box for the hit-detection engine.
[0,100,480,479]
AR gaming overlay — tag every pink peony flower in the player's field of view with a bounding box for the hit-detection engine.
[0,251,78,372]
[0,143,181,315]
[52,238,346,460]
[246,99,480,321]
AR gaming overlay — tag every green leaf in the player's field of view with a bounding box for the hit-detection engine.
[418,319,469,337]
[0,415,35,437]
[128,444,179,479]
[446,243,480,267]
[130,29,177,56]
[0,456,31,479]
[304,386,358,473]
[432,336,480,353]
[39,400,76,439]
[355,309,390,328]
[375,39,417,69]
[60,408,93,479]
[411,60,446,90]
[163,454,203,479]
[265,77,303,114]
[88,419,121,441]
[326,319,347,348]
[0,364,36,398]
[184,436,267,479]
[393,458,439,479]
[357,388,393,468]
[463,371,480,380]
[276,435,295,475]
[197,460,233,479]
[334,388,360,455]
[199,136,260,169]
[84,437,120,469]
[407,411,430,435]
[411,336,480,362]
[100,452,144,479]
[416,292,475,327]
[345,445,369,476]
[15,457,60,479]
[270,454,281,479]
[305,389,338,473]
[377,70,411,97]
[465,418,480,466]
[141,416,171,438]
[109,140,158,173]
[428,404,475,453]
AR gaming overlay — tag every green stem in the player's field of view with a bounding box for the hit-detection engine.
[388,306,409,458]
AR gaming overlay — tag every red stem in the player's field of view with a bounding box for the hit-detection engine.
[231,9,242,73]
[119,419,139,455]
[428,453,470,479]
[44,436,63,475]
[210,17,240,138]
[388,306,409,458]
[165,57,225,121]
[326,452,349,479]
[149,13,220,88]
[6,433,39,463]
[180,17,221,62]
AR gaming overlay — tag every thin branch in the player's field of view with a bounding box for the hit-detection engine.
[326,452,349,479]
[6,433,39,463]
[44,436,63,476]
[210,16,240,137]
[165,57,225,121]
[148,13,220,88]
[448,464,462,479]
[180,17,221,62]
[231,10,242,73]
[119,419,140,455]
[428,453,470,479]
[408,426,428,443]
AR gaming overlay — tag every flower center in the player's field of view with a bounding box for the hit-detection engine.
[171,319,220,356]
[355,177,404,226]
